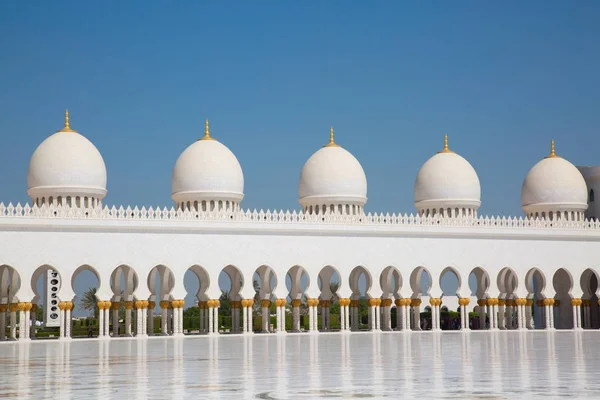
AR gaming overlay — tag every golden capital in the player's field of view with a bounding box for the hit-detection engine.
[159,300,170,309]
[148,301,156,309]
[261,299,272,308]
[0,304,7,312]
[124,301,133,310]
[526,299,534,307]
[291,299,302,308]
[411,299,422,307]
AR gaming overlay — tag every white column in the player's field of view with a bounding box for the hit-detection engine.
[404,305,411,330]
[58,306,65,339]
[242,305,248,333]
[104,308,111,337]
[276,305,281,332]
[246,304,253,333]
[22,308,29,339]
[18,306,26,340]
[65,307,72,339]
[572,301,578,329]
[344,305,350,330]
[161,304,168,335]
[98,305,105,338]
[213,305,219,334]
[208,304,214,334]
[172,305,178,335]
[339,301,346,331]
[136,307,143,336]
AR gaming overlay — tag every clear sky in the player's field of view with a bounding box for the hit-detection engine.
[2,2,599,313]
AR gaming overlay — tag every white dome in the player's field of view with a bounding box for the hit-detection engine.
[27,112,107,202]
[521,141,587,216]
[171,121,244,207]
[414,136,481,214]
[299,129,367,209]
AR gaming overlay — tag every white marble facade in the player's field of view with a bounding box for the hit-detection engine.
[1,112,600,341]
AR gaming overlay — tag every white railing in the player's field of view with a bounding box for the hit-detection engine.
[0,202,598,230]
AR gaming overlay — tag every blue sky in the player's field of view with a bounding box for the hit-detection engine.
[2,2,599,312]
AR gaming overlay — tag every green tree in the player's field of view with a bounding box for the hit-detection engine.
[35,304,43,321]
[219,290,232,317]
[80,287,98,318]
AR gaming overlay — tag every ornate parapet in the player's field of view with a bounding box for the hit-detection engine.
[0,202,599,233]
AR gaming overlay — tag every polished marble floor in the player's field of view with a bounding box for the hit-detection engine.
[0,331,599,399]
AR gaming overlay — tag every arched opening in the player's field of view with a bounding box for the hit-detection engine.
[525,268,547,329]
[318,265,342,331]
[409,266,431,330]
[468,267,490,330]
[71,265,101,338]
[254,265,277,333]
[380,266,401,330]
[30,265,61,338]
[109,265,139,337]
[580,268,600,329]
[497,267,519,330]
[183,265,210,335]
[0,265,21,340]
[349,265,371,330]
[286,265,310,332]
[148,265,175,335]
[553,268,574,329]
[217,265,244,333]
[439,267,462,330]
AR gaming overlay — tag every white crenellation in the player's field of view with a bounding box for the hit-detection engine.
[0,202,599,230]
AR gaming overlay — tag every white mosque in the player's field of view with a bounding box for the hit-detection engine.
[1,111,600,342]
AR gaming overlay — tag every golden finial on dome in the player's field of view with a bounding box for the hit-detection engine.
[324,126,340,147]
[545,139,560,158]
[58,109,76,133]
[438,134,454,153]
[199,118,215,141]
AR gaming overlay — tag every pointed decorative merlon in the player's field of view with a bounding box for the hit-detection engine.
[58,109,76,133]
[199,118,216,141]
[438,134,454,154]
[324,126,340,147]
